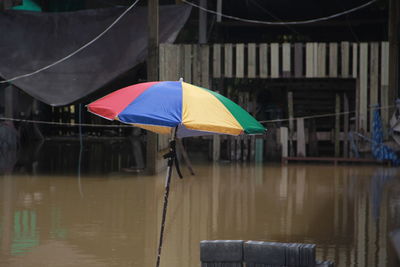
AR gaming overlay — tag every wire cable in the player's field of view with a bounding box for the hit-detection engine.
[182,0,377,26]
[0,0,140,84]
[249,0,302,36]
[259,104,394,124]
[0,117,133,127]
[0,104,395,127]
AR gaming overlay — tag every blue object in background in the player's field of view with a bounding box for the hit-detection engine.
[372,105,400,165]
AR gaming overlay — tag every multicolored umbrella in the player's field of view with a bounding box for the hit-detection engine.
[87,80,265,267]
[87,81,265,137]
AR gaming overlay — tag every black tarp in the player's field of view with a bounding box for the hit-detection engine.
[0,5,191,106]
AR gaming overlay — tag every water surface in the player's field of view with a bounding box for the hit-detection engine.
[1,145,400,266]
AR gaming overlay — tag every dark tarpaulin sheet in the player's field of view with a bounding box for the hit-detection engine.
[0,5,191,106]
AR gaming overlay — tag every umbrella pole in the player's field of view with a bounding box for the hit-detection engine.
[155,129,177,267]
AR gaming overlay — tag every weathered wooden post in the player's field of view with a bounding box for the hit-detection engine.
[146,0,159,174]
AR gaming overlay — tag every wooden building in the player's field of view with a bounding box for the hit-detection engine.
[157,41,391,160]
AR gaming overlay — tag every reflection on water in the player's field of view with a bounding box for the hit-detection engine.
[1,144,400,266]
[0,139,145,176]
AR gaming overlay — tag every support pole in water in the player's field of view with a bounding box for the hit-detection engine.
[155,127,179,267]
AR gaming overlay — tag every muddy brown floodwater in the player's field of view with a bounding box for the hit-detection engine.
[1,153,400,266]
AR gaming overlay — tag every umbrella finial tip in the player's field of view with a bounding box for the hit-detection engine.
[179,77,183,82]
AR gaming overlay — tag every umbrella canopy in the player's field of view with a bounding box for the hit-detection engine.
[87,81,266,137]
[87,80,265,267]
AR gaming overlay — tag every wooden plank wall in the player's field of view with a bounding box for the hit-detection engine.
[160,42,390,135]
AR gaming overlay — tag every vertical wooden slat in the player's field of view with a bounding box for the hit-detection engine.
[201,45,210,88]
[288,92,294,157]
[166,44,178,80]
[280,127,289,159]
[343,94,349,158]
[317,43,326,77]
[309,119,318,156]
[259,43,268,78]
[356,79,360,132]
[184,44,192,83]
[165,44,172,80]
[381,41,390,132]
[359,43,368,132]
[313,43,318,76]
[341,42,350,77]
[178,44,185,79]
[335,94,341,157]
[250,135,256,161]
[294,43,303,77]
[369,43,379,132]
[282,43,291,77]
[352,43,358,78]
[159,44,166,80]
[306,43,315,77]
[247,43,256,78]
[192,45,200,84]
[296,118,306,157]
[224,43,233,78]
[213,135,220,161]
[329,42,338,77]
[236,43,244,78]
[271,43,279,78]
[212,44,221,78]
[255,138,264,163]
